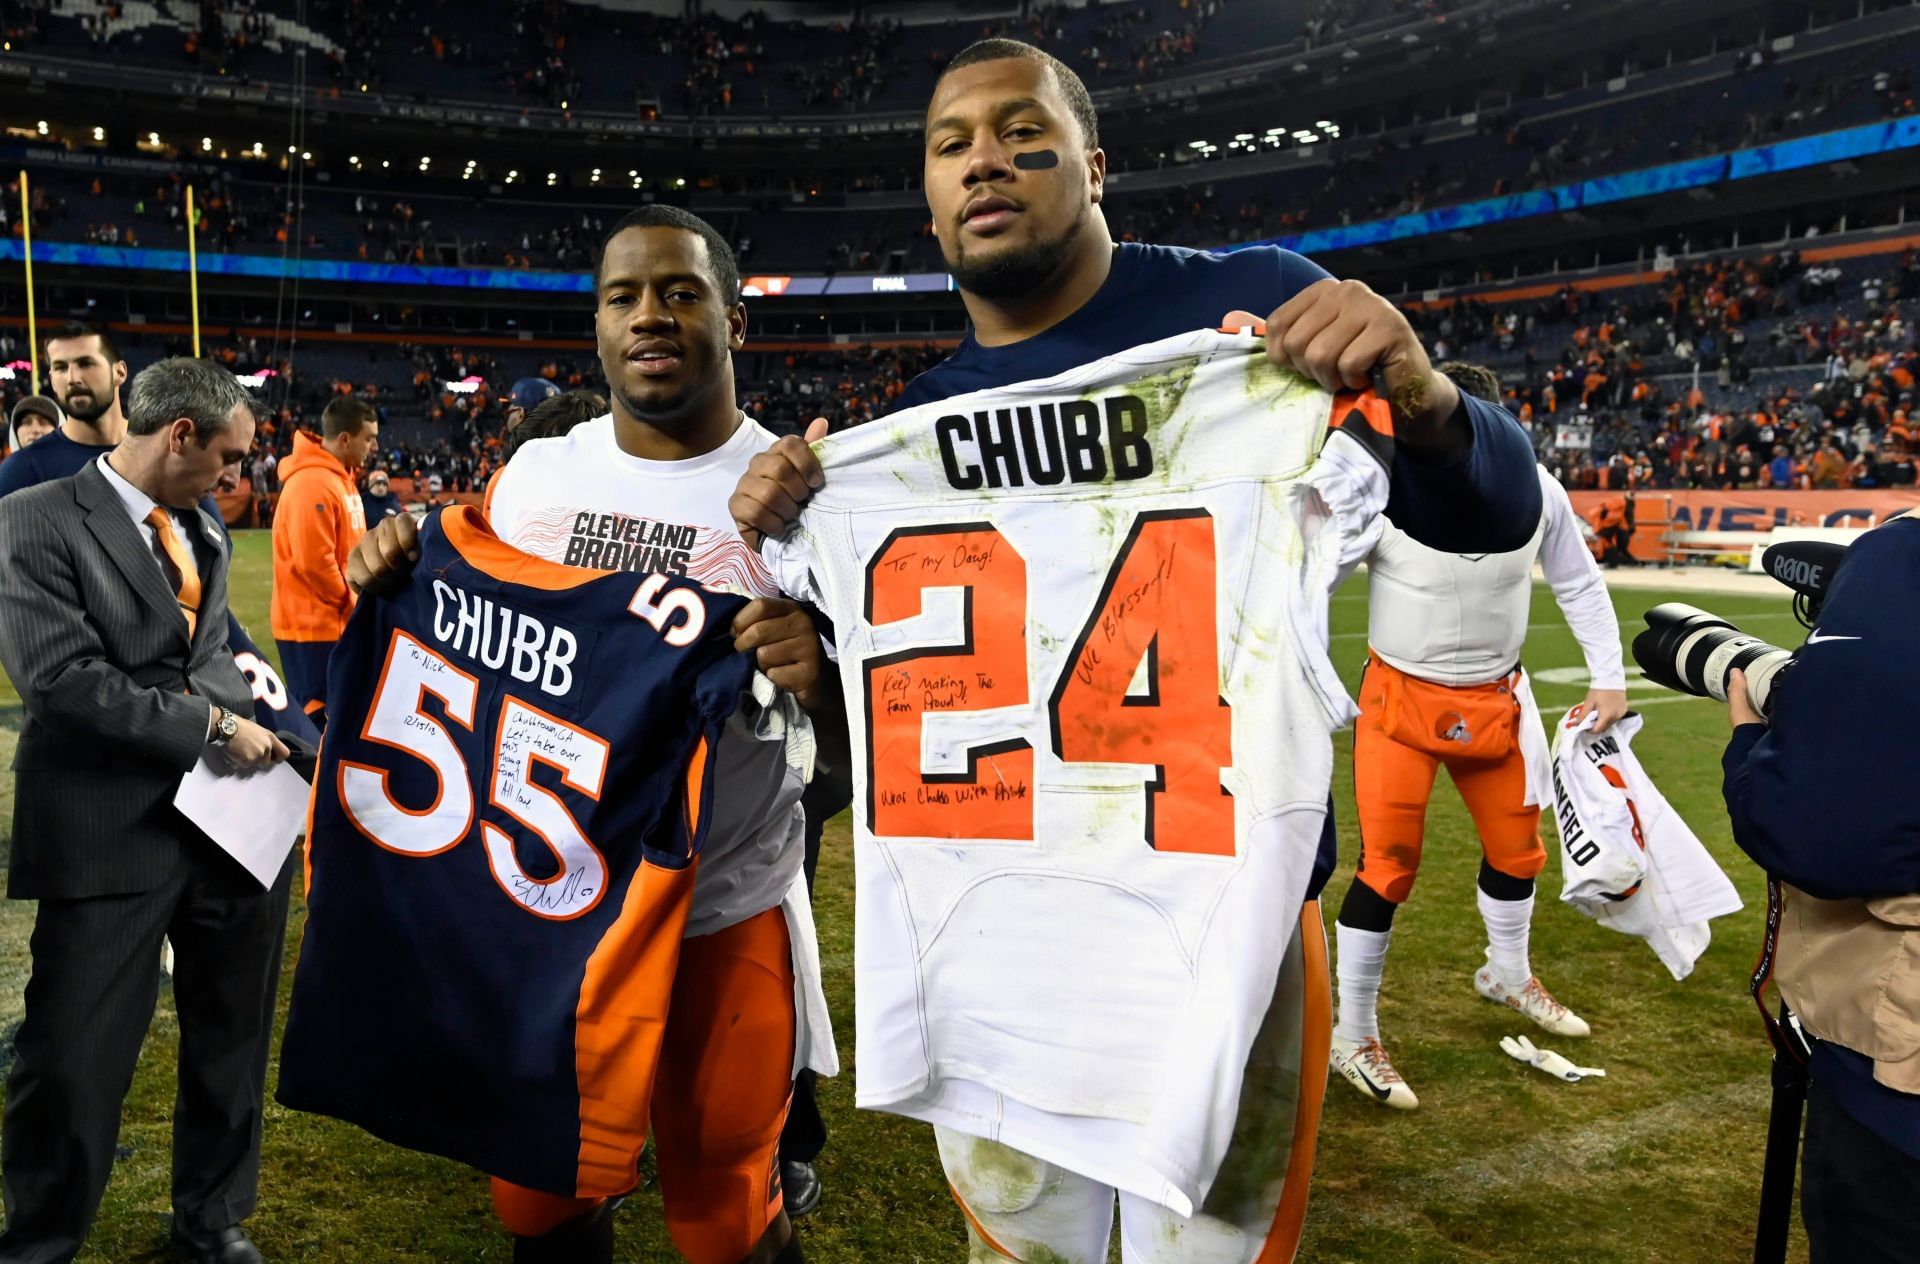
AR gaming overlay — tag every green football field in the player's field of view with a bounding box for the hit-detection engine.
[0,532,1812,1262]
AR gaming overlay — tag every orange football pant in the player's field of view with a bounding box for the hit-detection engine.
[492,905,797,1264]
[1351,660,1546,905]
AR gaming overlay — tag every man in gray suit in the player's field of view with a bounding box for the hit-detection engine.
[0,358,290,1264]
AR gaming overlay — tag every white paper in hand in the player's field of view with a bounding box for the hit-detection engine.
[173,756,311,888]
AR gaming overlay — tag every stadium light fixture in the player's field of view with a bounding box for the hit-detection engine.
[1234,133,1253,141]
[349,155,360,165]
[560,100,569,110]
[301,150,312,160]
[675,178,686,188]
[35,121,47,135]
[91,126,104,141]
[202,137,212,150]
[628,169,638,178]
[381,160,390,168]
[252,142,264,155]
[1188,140,1207,149]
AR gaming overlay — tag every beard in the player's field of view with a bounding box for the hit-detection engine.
[59,386,111,424]
[948,203,1088,302]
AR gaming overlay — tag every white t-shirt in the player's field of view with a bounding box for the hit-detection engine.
[1364,465,1626,689]
[762,328,1390,1215]
[486,413,805,938]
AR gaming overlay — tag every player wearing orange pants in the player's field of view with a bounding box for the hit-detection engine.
[493,905,799,1264]
[1350,658,1546,907]
[1330,404,1628,1111]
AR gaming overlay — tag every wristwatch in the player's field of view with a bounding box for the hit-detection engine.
[210,706,239,746]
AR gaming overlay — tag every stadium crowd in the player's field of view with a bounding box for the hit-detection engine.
[5,243,1917,508]
[1412,247,1920,492]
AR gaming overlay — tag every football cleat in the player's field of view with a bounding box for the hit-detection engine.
[1474,967,1591,1038]
[1330,1035,1419,1110]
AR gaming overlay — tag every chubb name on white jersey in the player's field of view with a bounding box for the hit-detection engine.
[762,328,1396,1216]
[1552,711,1742,980]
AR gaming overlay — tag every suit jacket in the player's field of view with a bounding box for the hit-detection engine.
[0,461,253,899]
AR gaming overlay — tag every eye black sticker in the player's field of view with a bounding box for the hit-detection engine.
[1013,150,1060,170]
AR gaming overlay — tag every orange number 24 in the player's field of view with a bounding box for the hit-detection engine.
[863,510,1235,853]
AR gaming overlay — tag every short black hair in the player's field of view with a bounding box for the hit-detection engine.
[322,396,378,438]
[503,390,606,463]
[594,206,741,305]
[43,321,122,365]
[936,38,1099,151]
[1435,361,1503,404]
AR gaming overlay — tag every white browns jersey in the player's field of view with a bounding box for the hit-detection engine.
[1551,710,1742,979]
[762,328,1392,1215]
[486,415,805,938]
[1365,464,1625,689]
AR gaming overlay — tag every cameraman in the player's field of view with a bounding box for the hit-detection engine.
[1721,511,1920,1260]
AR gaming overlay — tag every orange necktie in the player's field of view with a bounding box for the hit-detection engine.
[145,507,202,638]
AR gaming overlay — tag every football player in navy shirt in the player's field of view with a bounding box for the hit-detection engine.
[730,37,1544,1264]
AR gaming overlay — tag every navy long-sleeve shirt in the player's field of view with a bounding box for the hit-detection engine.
[889,240,1544,897]
[1722,514,1920,1157]
[1722,516,1920,899]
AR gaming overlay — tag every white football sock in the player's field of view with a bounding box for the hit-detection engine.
[1333,922,1391,1044]
[1478,887,1535,989]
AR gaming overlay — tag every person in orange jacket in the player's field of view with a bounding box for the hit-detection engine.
[270,397,379,728]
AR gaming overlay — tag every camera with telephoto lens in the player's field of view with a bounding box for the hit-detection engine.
[1631,604,1798,717]
[1630,539,1853,720]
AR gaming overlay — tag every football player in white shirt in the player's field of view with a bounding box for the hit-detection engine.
[1328,363,1628,1111]
[348,208,837,1264]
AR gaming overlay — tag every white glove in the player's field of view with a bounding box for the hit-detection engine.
[1500,1034,1606,1082]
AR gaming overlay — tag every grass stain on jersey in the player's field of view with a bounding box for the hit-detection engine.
[1200,940,1306,1226]
[956,1136,1054,1213]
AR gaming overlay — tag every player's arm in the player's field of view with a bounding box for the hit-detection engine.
[345,511,421,597]
[1264,277,1541,554]
[1535,468,1628,732]
[729,418,830,551]
[731,596,835,712]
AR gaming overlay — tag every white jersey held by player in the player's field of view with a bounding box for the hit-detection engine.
[731,44,1547,1264]
[1331,381,1627,1111]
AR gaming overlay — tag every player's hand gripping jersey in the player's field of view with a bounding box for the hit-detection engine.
[762,328,1394,1215]
[278,506,753,1198]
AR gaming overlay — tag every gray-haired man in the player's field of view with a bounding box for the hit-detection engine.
[0,359,289,1264]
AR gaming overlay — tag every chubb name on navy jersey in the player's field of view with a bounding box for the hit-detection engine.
[278,506,754,1198]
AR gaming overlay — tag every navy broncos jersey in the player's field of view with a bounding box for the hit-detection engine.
[278,505,754,1197]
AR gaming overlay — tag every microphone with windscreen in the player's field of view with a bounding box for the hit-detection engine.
[1760,539,1852,627]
